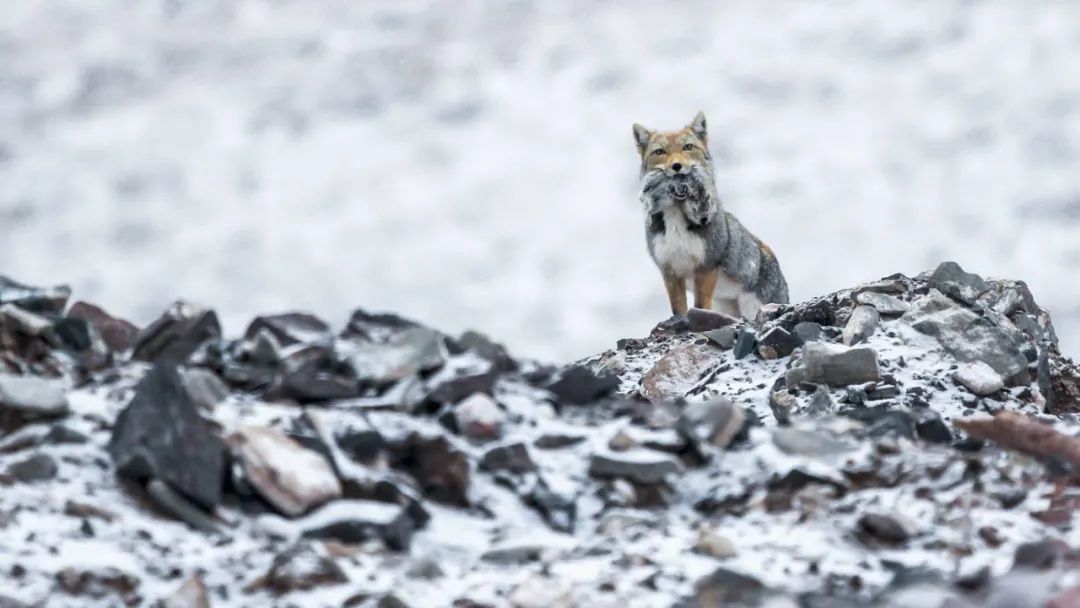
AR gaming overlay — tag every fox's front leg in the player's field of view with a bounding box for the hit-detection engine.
[694,268,719,310]
[662,273,688,316]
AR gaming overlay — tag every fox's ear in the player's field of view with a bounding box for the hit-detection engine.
[632,123,652,155]
[689,111,707,142]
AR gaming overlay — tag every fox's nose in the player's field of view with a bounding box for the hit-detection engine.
[671,162,683,173]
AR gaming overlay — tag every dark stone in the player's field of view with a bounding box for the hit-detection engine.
[391,433,470,506]
[342,473,431,529]
[534,433,587,449]
[1013,539,1071,570]
[928,261,989,305]
[689,567,766,608]
[703,326,738,350]
[479,442,535,474]
[67,301,138,352]
[793,322,823,344]
[858,513,912,544]
[544,365,619,405]
[6,453,57,482]
[676,398,747,450]
[245,312,331,346]
[0,276,70,314]
[588,449,681,484]
[334,418,384,464]
[55,567,140,606]
[45,424,90,445]
[757,327,800,359]
[342,309,421,341]
[299,499,414,550]
[261,541,348,593]
[686,307,740,332]
[132,301,221,363]
[347,327,447,386]
[915,415,952,443]
[840,407,916,440]
[108,364,227,509]
[146,478,221,533]
[652,314,689,334]
[525,477,577,533]
[733,328,757,360]
[952,437,985,452]
[791,342,881,387]
[428,365,499,405]
[804,388,835,416]
[457,330,517,371]
[279,343,358,402]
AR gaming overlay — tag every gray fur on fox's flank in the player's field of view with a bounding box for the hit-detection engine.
[634,112,789,316]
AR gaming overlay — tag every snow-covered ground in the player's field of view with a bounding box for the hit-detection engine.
[3,0,1080,361]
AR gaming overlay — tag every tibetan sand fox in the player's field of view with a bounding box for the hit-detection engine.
[634,112,789,319]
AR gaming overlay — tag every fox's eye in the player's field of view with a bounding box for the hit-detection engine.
[683,143,695,151]
[652,149,666,156]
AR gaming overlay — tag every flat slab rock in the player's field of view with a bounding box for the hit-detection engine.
[641,343,720,402]
[231,425,342,517]
[588,448,682,484]
[0,375,69,417]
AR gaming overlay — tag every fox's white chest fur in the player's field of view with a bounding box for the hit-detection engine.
[650,207,706,277]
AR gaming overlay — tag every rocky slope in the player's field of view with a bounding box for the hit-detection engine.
[0,264,1079,608]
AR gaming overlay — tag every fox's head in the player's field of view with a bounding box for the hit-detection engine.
[632,112,711,177]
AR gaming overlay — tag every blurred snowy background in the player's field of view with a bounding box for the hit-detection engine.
[2,0,1079,361]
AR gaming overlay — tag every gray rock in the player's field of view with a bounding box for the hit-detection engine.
[146,478,221,533]
[544,365,619,405]
[0,375,69,418]
[479,441,536,474]
[179,368,229,412]
[279,343,359,402]
[690,567,766,608]
[804,388,835,416]
[245,312,331,346]
[260,541,348,593]
[772,428,855,457]
[481,542,550,565]
[855,291,910,316]
[298,499,414,550]
[929,261,989,305]
[457,330,516,371]
[0,303,53,336]
[588,448,682,484]
[391,433,470,506]
[7,452,58,482]
[534,432,587,449]
[248,328,282,365]
[133,301,221,363]
[954,361,1004,396]
[159,575,211,608]
[703,326,738,350]
[769,390,797,425]
[791,342,881,387]
[0,276,71,313]
[694,526,737,559]
[525,477,577,533]
[347,327,446,386]
[67,301,138,352]
[733,328,757,360]
[454,393,505,441]
[757,327,799,359]
[905,293,1028,378]
[858,513,914,544]
[793,322,824,344]
[842,305,880,345]
[109,364,227,509]
[676,398,746,450]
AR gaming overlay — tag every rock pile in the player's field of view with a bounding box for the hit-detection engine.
[1,263,1079,607]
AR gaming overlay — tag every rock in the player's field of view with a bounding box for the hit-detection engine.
[525,477,577,533]
[427,361,499,404]
[51,316,108,364]
[0,374,69,418]
[481,542,551,565]
[544,365,619,405]
[1012,538,1071,570]
[160,575,211,608]
[793,322,824,344]
[703,326,738,350]
[259,541,348,593]
[67,301,138,352]
[508,578,571,607]
[245,312,331,346]
[689,567,766,608]
[230,425,342,517]
[804,388,835,416]
[928,261,989,305]
[686,307,740,332]
[732,328,757,360]
[133,301,221,363]
[641,344,718,403]
[0,276,71,313]
[405,557,445,580]
[479,442,536,474]
[607,429,638,451]
[454,393,505,441]
[64,500,116,522]
[858,513,913,544]
[955,361,1004,396]
[757,327,799,359]
[393,433,470,506]
[179,368,229,412]
[339,471,431,529]
[6,452,58,482]
[457,330,516,371]
[278,343,359,402]
[0,303,53,336]
[855,291,910,316]
[534,432,587,449]
[248,329,282,365]
[842,305,879,345]
[588,448,682,485]
[146,478,221,533]
[298,499,415,550]
[676,399,746,450]
[769,389,797,425]
[347,327,447,386]
[342,308,421,342]
[915,415,952,444]
[791,342,881,387]
[771,428,855,457]
[333,417,384,464]
[905,293,1028,379]
[695,526,737,558]
[109,364,227,509]
[55,567,140,606]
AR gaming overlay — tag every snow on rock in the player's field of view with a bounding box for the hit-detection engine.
[1,263,1080,607]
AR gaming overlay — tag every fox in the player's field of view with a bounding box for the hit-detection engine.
[633,112,789,319]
